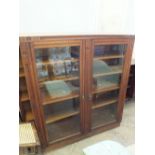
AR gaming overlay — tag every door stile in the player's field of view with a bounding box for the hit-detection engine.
[116,38,135,122]
[28,39,85,144]
[84,39,93,132]
[20,41,48,147]
[79,40,86,134]
[29,42,49,144]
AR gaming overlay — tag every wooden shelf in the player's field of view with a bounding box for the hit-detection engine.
[45,110,79,124]
[19,72,25,78]
[49,75,79,81]
[47,115,80,142]
[92,104,117,129]
[93,66,122,78]
[19,66,25,78]
[21,92,29,102]
[93,85,120,94]
[25,111,34,122]
[19,60,23,69]
[36,58,79,66]
[19,65,23,69]
[39,75,79,86]
[94,55,124,60]
[110,66,123,71]
[92,98,118,110]
[42,92,79,105]
[93,70,122,78]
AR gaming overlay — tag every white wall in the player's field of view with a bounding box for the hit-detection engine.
[96,0,134,34]
[20,0,134,36]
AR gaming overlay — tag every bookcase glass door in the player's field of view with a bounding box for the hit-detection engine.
[91,44,127,129]
[34,46,81,142]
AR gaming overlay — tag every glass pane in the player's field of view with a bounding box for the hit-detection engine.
[34,46,81,142]
[92,90,119,108]
[91,44,127,129]
[93,59,122,91]
[44,98,80,123]
[92,104,117,128]
[94,44,126,57]
[47,115,80,142]
[19,78,27,92]
[44,98,80,142]
[35,47,80,81]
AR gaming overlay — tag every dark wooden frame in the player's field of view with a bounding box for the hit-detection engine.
[20,35,134,149]
[126,64,135,98]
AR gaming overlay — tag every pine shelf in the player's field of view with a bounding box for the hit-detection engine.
[25,111,34,122]
[92,98,118,110]
[94,55,124,60]
[45,110,79,124]
[93,85,120,94]
[36,58,79,66]
[21,92,29,102]
[42,92,79,105]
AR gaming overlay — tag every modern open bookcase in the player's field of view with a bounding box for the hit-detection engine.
[19,35,134,148]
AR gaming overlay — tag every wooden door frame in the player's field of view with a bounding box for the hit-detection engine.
[20,41,48,147]
[20,38,86,146]
[117,37,135,121]
[84,36,135,132]
[85,39,93,132]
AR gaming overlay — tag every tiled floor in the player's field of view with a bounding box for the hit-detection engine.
[44,100,135,155]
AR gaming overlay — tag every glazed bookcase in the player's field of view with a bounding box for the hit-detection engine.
[19,35,134,148]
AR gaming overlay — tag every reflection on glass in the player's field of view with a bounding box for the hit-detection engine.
[93,44,126,91]
[92,104,117,128]
[93,59,123,75]
[34,46,81,142]
[35,47,80,79]
[35,46,80,100]
[94,44,127,57]
[40,80,80,101]
[93,59,122,90]
[44,99,80,142]
[47,115,80,142]
[91,44,127,129]
[92,90,119,105]
[44,98,80,121]
[94,74,121,89]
